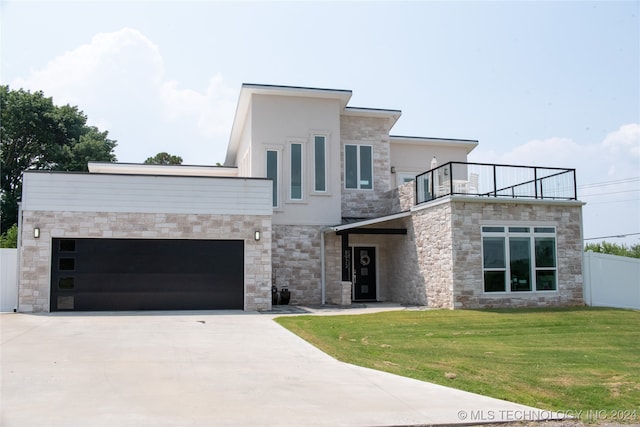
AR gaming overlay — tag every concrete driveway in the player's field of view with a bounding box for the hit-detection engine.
[1,310,557,427]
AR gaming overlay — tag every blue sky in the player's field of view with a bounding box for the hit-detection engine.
[2,0,639,244]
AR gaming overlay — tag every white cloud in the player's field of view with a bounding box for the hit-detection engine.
[470,124,640,182]
[12,28,237,164]
[14,28,164,107]
[160,73,237,138]
[603,123,640,157]
[469,124,640,243]
[478,137,585,169]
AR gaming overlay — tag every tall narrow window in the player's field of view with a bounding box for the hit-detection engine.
[483,237,506,292]
[345,144,373,190]
[509,237,531,291]
[290,143,303,200]
[266,150,278,207]
[360,146,372,189]
[535,236,557,290]
[345,145,358,189]
[314,136,326,192]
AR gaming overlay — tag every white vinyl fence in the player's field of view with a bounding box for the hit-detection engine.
[583,251,640,310]
[1,248,18,312]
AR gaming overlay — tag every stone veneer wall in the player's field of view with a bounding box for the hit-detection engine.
[271,224,326,304]
[449,199,584,308]
[323,233,343,305]
[411,202,455,308]
[385,198,584,309]
[388,181,415,215]
[19,211,272,312]
[340,115,392,218]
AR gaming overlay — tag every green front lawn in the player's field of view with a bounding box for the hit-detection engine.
[275,307,640,419]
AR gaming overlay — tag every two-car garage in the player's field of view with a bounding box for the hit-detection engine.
[50,238,245,311]
[18,169,273,312]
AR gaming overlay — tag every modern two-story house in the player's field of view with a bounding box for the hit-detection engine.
[17,84,585,312]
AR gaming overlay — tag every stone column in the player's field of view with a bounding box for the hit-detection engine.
[340,281,352,306]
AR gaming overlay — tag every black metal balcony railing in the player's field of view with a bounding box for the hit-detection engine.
[415,162,577,205]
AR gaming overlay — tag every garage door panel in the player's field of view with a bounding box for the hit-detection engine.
[51,238,244,311]
[68,240,243,275]
[68,291,242,311]
[56,273,242,292]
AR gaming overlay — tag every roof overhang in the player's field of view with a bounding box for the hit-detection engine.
[342,107,402,129]
[390,135,479,154]
[225,84,353,166]
[328,211,411,233]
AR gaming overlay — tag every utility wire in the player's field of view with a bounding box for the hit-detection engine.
[584,232,640,241]
[578,177,640,189]
[587,198,640,205]
[579,189,640,197]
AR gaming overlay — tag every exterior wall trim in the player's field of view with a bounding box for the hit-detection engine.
[447,195,586,207]
[413,195,585,213]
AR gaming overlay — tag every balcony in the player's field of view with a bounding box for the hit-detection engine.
[415,162,577,205]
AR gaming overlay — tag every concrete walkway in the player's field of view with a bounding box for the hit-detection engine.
[1,309,559,427]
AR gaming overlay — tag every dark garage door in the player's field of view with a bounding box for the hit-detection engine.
[50,238,244,311]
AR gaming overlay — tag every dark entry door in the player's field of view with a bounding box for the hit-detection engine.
[50,238,244,311]
[353,246,377,301]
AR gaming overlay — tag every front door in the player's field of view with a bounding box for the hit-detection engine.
[353,246,377,301]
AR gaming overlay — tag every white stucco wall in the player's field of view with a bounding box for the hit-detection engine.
[389,138,476,186]
[249,94,343,226]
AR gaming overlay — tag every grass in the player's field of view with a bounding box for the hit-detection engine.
[275,307,640,419]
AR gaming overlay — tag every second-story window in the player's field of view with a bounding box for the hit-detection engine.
[345,144,373,190]
[290,143,303,200]
[314,136,326,192]
[266,150,279,207]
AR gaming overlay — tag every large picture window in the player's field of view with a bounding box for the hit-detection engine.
[481,226,557,293]
[345,144,373,190]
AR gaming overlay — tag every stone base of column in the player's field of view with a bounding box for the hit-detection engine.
[340,281,352,306]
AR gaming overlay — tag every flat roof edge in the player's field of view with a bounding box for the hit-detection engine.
[23,170,269,181]
[344,106,402,114]
[390,135,479,143]
[88,161,237,169]
[242,83,352,95]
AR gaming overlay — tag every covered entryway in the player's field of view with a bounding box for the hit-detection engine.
[352,246,377,301]
[50,238,244,311]
[331,212,410,304]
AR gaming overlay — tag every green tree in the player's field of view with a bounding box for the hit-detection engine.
[584,241,640,259]
[0,224,18,248]
[144,152,183,165]
[0,85,117,232]
[56,126,117,171]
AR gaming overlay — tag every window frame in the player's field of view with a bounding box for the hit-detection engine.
[289,142,304,201]
[481,225,558,294]
[313,135,327,193]
[266,148,281,208]
[344,144,374,190]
